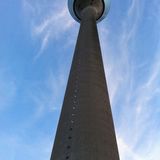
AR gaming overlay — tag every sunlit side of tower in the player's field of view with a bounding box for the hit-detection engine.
[50,0,120,159]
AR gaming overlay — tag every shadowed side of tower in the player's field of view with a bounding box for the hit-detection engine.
[50,0,120,159]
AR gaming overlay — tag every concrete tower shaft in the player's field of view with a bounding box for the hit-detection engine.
[50,3,120,159]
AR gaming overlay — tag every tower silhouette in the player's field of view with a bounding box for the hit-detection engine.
[50,0,120,159]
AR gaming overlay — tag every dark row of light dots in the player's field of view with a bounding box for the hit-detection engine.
[65,58,81,159]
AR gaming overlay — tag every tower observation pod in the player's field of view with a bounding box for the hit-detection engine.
[50,0,120,160]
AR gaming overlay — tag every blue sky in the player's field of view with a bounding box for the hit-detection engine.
[0,0,160,159]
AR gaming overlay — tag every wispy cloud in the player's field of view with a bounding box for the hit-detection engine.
[22,0,75,58]
[33,7,75,56]
[28,69,66,119]
[99,0,142,106]
[117,136,144,160]
[0,68,16,111]
[0,132,52,160]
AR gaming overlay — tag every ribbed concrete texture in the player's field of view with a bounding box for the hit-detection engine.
[50,6,120,160]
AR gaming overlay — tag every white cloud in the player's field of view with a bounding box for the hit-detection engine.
[23,0,76,58]
[0,132,52,160]
[0,68,16,110]
[99,0,143,106]
[117,136,144,160]
[29,69,66,119]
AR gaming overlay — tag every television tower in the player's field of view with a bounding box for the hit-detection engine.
[50,0,120,159]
